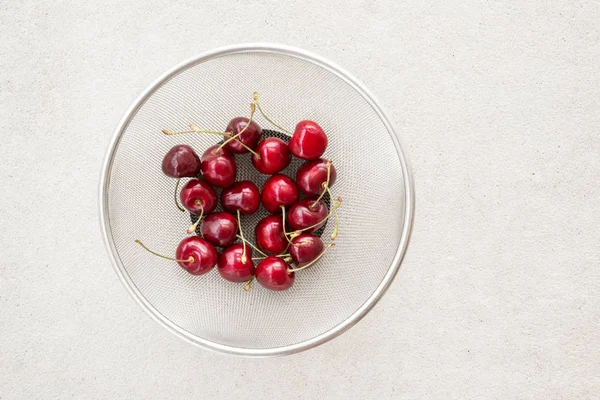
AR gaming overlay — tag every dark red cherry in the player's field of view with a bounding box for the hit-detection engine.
[287,199,328,233]
[217,244,255,283]
[200,145,236,188]
[251,137,291,175]
[261,174,299,214]
[175,236,218,275]
[221,180,260,215]
[289,234,324,266]
[223,117,262,154]
[255,215,287,255]
[179,178,217,215]
[162,144,201,178]
[288,120,328,160]
[255,256,294,291]
[200,212,237,247]
[296,158,337,197]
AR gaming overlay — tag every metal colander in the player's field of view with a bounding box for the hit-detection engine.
[99,44,414,357]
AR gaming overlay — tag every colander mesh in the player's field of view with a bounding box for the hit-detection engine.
[107,51,406,350]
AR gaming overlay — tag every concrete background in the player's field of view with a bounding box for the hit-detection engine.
[1,0,599,398]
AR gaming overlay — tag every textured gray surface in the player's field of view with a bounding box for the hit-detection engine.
[1,0,599,399]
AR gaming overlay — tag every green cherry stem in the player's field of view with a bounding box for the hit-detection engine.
[287,243,336,273]
[253,92,293,135]
[186,203,204,234]
[311,160,332,209]
[236,235,268,257]
[135,240,194,263]
[236,209,248,263]
[288,197,342,237]
[217,104,259,157]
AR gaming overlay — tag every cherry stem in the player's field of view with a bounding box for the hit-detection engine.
[279,205,312,250]
[253,92,293,135]
[243,278,254,291]
[186,203,204,234]
[288,197,342,236]
[311,160,332,209]
[135,240,194,263]
[162,125,258,155]
[174,179,185,212]
[237,209,248,263]
[217,104,260,159]
[287,243,336,273]
[236,235,268,257]
[252,252,290,261]
[325,187,339,240]
[163,127,229,136]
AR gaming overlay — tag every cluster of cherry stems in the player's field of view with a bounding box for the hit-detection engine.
[136,93,340,291]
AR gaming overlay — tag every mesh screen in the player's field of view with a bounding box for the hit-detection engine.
[106,51,406,350]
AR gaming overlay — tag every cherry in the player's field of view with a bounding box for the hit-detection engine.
[251,137,291,174]
[161,144,201,178]
[287,199,328,233]
[218,243,255,283]
[261,174,299,214]
[135,237,217,275]
[221,180,260,215]
[255,215,287,255]
[200,145,236,188]
[200,212,237,247]
[179,179,217,215]
[289,234,324,266]
[289,120,328,160]
[223,117,262,154]
[296,159,336,197]
[255,256,295,291]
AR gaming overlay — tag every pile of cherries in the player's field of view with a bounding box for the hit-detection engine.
[136,93,340,291]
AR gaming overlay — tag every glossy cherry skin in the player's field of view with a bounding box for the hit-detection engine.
[217,244,255,283]
[255,256,295,291]
[251,137,291,175]
[261,174,299,214]
[200,145,236,188]
[175,236,218,275]
[255,215,287,255]
[287,199,328,233]
[200,212,237,247]
[221,180,260,215]
[162,144,201,178]
[288,120,328,160]
[289,234,324,266]
[296,158,337,197]
[179,179,217,215]
[224,117,262,154]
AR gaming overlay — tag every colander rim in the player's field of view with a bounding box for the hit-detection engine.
[98,42,415,357]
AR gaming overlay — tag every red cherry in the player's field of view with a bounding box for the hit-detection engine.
[221,180,260,215]
[162,144,201,178]
[179,179,217,215]
[289,234,324,266]
[200,212,237,247]
[200,145,236,188]
[218,244,255,283]
[175,236,218,275]
[255,215,287,255]
[287,199,328,233]
[224,117,262,154]
[296,158,337,197]
[255,256,295,291]
[289,120,328,160]
[261,174,299,214]
[251,137,291,174]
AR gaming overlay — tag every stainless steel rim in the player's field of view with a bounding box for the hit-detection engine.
[98,43,415,357]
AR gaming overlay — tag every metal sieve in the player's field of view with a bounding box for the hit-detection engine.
[99,43,415,357]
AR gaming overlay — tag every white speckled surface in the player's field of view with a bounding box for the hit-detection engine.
[1,1,599,398]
